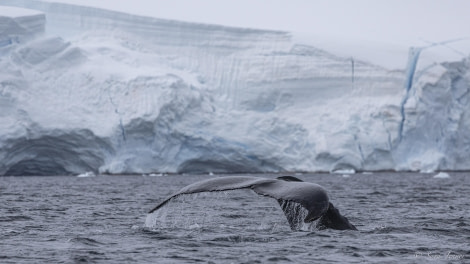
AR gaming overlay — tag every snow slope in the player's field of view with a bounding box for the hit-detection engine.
[0,1,469,175]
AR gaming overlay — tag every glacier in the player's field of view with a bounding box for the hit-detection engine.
[0,1,469,175]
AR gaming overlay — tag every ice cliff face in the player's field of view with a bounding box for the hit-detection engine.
[395,60,470,172]
[0,1,469,175]
[0,6,45,53]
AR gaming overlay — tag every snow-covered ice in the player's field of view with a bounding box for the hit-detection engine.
[0,1,469,175]
[0,6,45,51]
[433,172,450,179]
[76,171,96,177]
[0,6,43,17]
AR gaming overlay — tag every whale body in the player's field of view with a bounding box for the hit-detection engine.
[149,175,357,231]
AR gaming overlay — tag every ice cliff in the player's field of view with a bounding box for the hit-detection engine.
[0,6,44,52]
[1,1,469,175]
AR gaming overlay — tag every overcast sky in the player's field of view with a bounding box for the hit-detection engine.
[48,0,469,45]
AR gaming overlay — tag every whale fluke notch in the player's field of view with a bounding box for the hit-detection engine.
[148,176,357,231]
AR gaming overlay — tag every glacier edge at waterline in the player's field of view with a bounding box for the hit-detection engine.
[0,1,469,175]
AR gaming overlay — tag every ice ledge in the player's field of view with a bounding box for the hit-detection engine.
[0,6,43,17]
[0,6,45,48]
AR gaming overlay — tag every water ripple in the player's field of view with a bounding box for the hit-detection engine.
[1,173,469,263]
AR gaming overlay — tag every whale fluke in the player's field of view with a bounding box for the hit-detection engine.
[148,176,357,231]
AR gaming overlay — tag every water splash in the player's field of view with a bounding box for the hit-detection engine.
[144,190,290,232]
[144,194,210,230]
[278,199,315,231]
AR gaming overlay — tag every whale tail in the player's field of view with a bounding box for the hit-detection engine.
[149,175,357,231]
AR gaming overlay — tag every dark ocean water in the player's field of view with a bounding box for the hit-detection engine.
[1,173,469,263]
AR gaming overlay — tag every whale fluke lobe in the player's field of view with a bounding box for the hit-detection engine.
[148,176,271,213]
[148,176,357,231]
[277,175,357,230]
[316,202,358,230]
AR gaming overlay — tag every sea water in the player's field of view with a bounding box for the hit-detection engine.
[1,173,468,263]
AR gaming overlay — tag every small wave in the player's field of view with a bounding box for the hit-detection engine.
[304,231,332,238]
[367,225,416,234]
[421,227,463,236]
[71,251,106,263]
[68,237,103,246]
[220,213,246,219]
[211,235,276,243]
[266,256,292,262]
[0,215,33,222]
[368,191,386,196]
[368,250,394,257]
[140,228,178,240]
